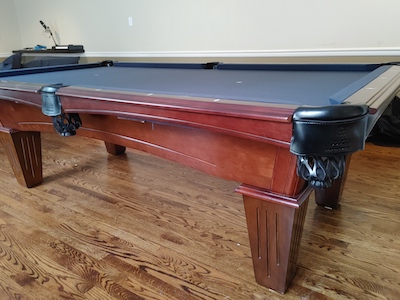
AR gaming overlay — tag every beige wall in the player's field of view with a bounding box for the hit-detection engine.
[0,0,22,56]
[3,0,400,61]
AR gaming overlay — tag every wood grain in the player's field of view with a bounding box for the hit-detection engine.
[0,132,399,299]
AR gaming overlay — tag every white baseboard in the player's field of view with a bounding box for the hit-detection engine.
[0,52,13,58]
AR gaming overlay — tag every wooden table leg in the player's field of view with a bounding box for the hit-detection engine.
[0,129,42,187]
[236,185,311,293]
[314,155,352,209]
[104,142,126,155]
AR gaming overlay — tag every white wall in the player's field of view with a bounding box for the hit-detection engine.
[6,0,400,58]
[0,0,22,55]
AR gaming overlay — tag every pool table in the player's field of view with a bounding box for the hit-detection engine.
[0,61,399,293]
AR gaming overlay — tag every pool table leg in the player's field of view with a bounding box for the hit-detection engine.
[314,155,352,209]
[0,129,43,188]
[104,142,126,155]
[236,184,311,293]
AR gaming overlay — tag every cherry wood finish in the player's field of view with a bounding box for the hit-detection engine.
[0,66,379,292]
[237,184,311,293]
[0,101,303,195]
[0,128,42,187]
[0,98,308,293]
[0,82,296,146]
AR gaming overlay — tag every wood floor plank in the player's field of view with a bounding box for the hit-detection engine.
[0,133,399,299]
[0,225,89,299]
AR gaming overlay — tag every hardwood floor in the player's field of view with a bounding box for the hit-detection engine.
[0,132,399,300]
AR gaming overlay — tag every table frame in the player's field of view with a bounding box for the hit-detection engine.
[1,62,400,293]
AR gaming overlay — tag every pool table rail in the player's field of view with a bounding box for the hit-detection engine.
[57,86,297,145]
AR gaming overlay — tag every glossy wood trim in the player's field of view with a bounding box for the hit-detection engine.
[0,129,42,187]
[0,101,306,195]
[238,185,312,293]
[57,87,295,146]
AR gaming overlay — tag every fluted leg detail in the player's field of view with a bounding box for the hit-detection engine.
[0,130,42,187]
